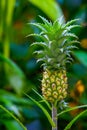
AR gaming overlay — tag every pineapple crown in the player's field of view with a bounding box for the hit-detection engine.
[28,16,80,70]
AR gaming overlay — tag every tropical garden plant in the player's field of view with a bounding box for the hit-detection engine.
[0,0,87,130]
[27,15,82,130]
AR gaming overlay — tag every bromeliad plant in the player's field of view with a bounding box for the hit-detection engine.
[28,16,80,130]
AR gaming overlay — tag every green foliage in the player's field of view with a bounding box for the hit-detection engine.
[32,89,51,110]
[74,51,87,67]
[24,93,55,127]
[29,16,80,70]
[0,0,87,130]
[58,105,87,117]
[4,120,25,130]
[0,105,27,130]
[64,109,87,130]
[0,53,27,95]
[29,0,64,21]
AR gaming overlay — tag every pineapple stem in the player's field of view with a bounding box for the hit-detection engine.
[52,104,58,130]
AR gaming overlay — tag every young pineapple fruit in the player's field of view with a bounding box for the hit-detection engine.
[29,16,80,104]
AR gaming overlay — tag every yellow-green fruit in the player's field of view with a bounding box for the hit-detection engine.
[42,69,68,103]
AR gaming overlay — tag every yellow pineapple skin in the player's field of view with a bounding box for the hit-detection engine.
[42,69,68,103]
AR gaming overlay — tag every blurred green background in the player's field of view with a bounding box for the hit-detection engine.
[0,0,87,130]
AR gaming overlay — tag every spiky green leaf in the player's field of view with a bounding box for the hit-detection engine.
[29,16,80,70]
[31,42,48,49]
[24,93,55,127]
[64,109,87,130]
[66,45,78,50]
[64,19,80,28]
[26,33,43,38]
[66,25,81,30]
[39,15,51,25]
[64,33,78,39]
[29,22,47,32]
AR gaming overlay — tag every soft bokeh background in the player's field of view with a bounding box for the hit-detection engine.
[0,0,87,130]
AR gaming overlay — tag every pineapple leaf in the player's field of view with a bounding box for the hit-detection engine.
[37,58,45,63]
[33,50,45,58]
[66,57,74,62]
[66,45,78,50]
[66,60,72,64]
[66,50,72,57]
[62,40,80,49]
[66,53,71,57]
[53,18,61,29]
[66,25,81,30]
[29,22,47,32]
[29,16,80,70]
[64,33,78,39]
[27,33,48,42]
[31,42,48,49]
[41,63,47,68]
[59,48,64,53]
[66,50,72,53]
[53,16,64,28]
[64,19,80,28]
[26,33,43,39]
[69,40,80,44]
[34,50,44,55]
[56,33,78,44]
[63,40,80,46]
[58,16,65,25]
[39,15,51,25]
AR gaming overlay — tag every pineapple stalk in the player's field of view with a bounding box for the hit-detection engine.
[29,16,80,130]
[52,104,58,130]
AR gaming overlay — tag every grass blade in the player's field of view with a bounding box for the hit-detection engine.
[24,93,55,127]
[64,109,87,130]
[0,105,27,130]
[57,105,87,117]
[32,89,51,110]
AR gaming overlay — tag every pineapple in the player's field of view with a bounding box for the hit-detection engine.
[29,16,80,104]
[42,69,68,103]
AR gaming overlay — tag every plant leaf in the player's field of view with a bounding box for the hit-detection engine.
[31,42,48,49]
[64,109,87,130]
[64,33,78,39]
[24,93,55,127]
[66,25,81,30]
[4,120,24,130]
[0,105,27,130]
[0,53,27,95]
[64,19,80,28]
[74,50,87,67]
[29,23,46,32]
[29,0,64,21]
[39,15,50,25]
[57,105,87,117]
[32,89,51,110]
